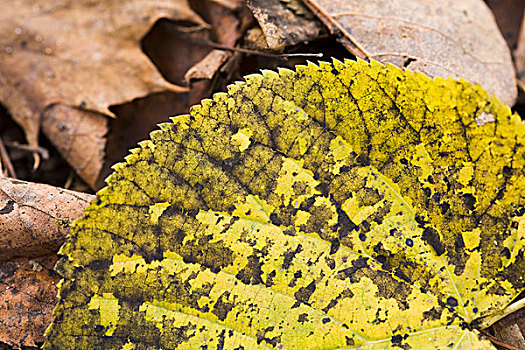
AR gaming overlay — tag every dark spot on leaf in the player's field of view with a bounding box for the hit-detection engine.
[315,182,329,196]
[0,200,15,215]
[405,238,413,247]
[269,213,282,226]
[329,238,340,255]
[256,326,281,347]
[322,317,330,324]
[423,306,442,321]
[236,251,264,285]
[335,207,357,239]
[87,259,112,271]
[297,313,308,324]
[294,281,316,304]
[265,270,276,287]
[282,244,303,270]
[391,334,403,344]
[422,227,445,256]
[359,233,366,241]
[446,296,458,307]
[325,256,336,269]
[283,229,296,236]
[212,292,234,321]
[439,202,450,215]
[461,193,476,211]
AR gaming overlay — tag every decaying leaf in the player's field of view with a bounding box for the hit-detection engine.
[41,105,108,190]
[44,59,525,349]
[0,0,201,150]
[247,0,326,51]
[302,0,517,106]
[0,254,59,348]
[0,177,94,261]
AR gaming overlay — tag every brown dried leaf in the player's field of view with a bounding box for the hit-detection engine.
[303,0,517,106]
[0,177,94,261]
[185,50,231,81]
[41,105,107,190]
[0,254,59,348]
[189,0,248,47]
[0,0,203,149]
[491,306,525,350]
[247,0,326,52]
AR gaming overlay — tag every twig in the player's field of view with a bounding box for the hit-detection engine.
[479,329,523,350]
[0,136,17,178]
[193,38,323,58]
[4,141,50,160]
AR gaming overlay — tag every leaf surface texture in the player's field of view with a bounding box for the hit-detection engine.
[44,59,525,349]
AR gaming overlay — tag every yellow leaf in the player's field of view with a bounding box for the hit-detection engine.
[44,59,525,349]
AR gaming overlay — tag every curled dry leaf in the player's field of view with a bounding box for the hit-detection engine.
[0,254,59,348]
[41,104,107,190]
[303,0,517,106]
[0,177,94,261]
[0,0,203,150]
[247,0,326,52]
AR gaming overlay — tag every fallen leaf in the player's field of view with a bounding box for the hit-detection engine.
[247,0,327,52]
[0,254,59,348]
[0,0,203,150]
[302,0,517,106]
[44,59,525,349]
[0,177,94,261]
[41,105,107,190]
[189,0,248,47]
[490,306,525,350]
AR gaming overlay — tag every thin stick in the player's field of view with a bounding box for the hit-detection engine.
[193,38,323,58]
[0,137,17,178]
[4,141,50,159]
[478,329,523,350]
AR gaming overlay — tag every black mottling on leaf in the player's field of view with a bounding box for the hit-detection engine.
[294,281,316,304]
[422,227,445,256]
